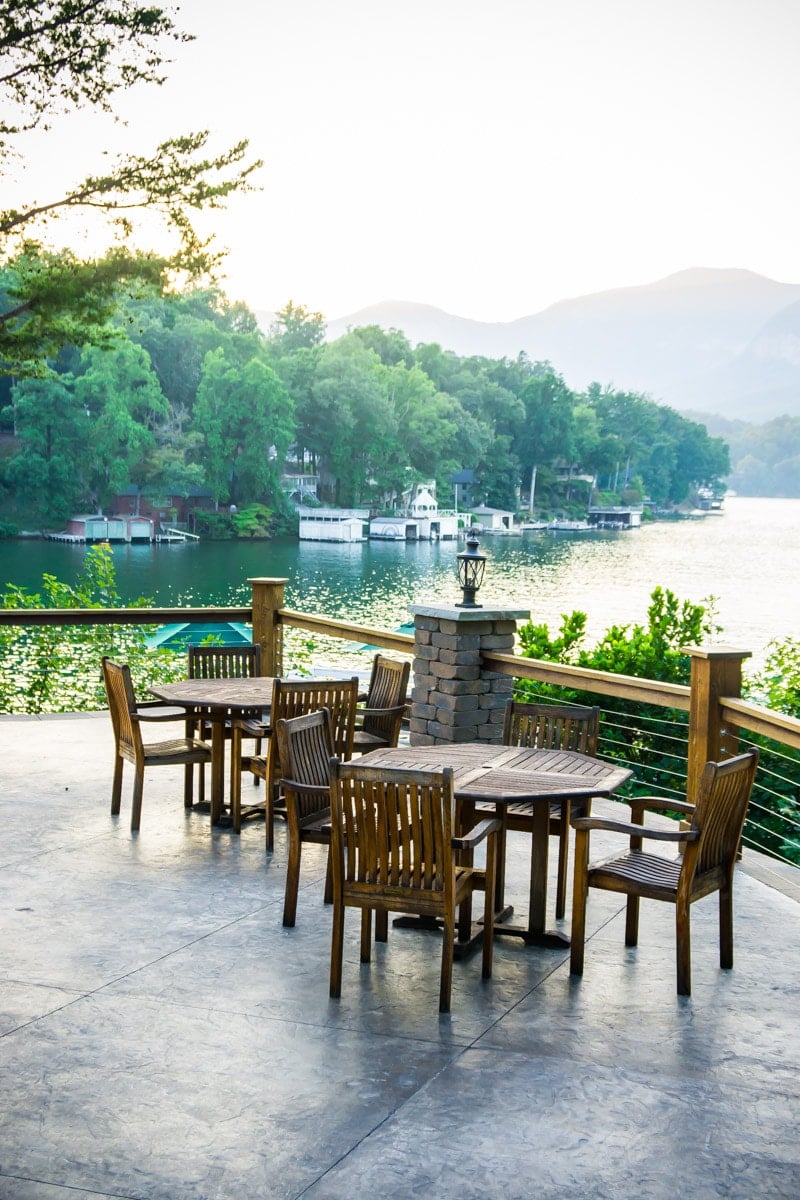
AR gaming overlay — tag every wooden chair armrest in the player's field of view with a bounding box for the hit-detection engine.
[571,815,700,843]
[358,703,407,719]
[134,703,187,723]
[452,817,502,851]
[278,778,329,799]
[233,716,270,736]
[627,796,696,817]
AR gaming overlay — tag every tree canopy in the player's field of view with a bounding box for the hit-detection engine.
[0,1,260,375]
[0,276,732,530]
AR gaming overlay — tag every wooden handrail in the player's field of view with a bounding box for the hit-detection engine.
[721,697,800,751]
[0,606,251,627]
[480,649,691,710]
[277,607,414,656]
[2,601,800,755]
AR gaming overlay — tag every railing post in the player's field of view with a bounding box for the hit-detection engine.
[685,646,751,799]
[249,577,288,677]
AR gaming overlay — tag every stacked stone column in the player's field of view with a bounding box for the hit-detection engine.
[408,605,530,745]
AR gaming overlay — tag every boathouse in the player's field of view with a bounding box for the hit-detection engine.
[62,514,155,542]
[369,516,418,540]
[469,505,515,533]
[297,507,368,542]
[587,505,642,529]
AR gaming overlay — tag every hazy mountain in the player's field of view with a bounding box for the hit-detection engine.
[323,269,800,421]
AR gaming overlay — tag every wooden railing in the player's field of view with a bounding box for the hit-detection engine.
[3,574,800,772]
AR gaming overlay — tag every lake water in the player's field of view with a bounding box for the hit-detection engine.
[1,496,797,670]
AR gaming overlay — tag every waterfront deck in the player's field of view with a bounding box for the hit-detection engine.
[1,712,798,1199]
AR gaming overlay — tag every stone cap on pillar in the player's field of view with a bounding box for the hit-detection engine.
[409,604,530,622]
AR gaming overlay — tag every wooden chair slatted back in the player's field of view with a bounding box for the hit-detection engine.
[690,751,759,880]
[503,701,599,757]
[331,762,453,901]
[102,657,142,763]
[268,678,359,792]
[275,709,335,823]
[361,655,410,741]
[188,644,261,680]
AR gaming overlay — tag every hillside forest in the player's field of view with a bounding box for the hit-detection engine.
[0,278,731,535]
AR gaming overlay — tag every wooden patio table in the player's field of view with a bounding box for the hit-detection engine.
[363,742,632,949]
[150,677,275,825]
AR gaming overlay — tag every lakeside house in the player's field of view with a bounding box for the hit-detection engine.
[369,482,460,541]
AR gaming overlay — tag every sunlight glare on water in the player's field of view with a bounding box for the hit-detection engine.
[0,497,796,670]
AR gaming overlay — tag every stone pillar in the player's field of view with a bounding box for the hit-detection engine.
[408,605,530,745]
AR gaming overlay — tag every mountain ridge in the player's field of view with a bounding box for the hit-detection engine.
[318,269,800,421]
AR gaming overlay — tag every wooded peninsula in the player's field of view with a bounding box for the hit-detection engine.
[0,287,735,538]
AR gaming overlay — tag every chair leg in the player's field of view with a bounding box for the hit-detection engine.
[130,768,144,832]
[719,883,734,969]
[494,819,507,915]
[360,908,372,962]
[481,834,497,981]
[283,834,302,927]
[330,901,344,998]
[111,756,124,816]
[230,725,242,834]
[439,917,455,1013]
[196,760,205,806]
[570,829,589,976]
[555,800,570,920]
[676,903,692,996]
[625,895,640,946]
[323,848,333,905]
[266,787,275,853]
[184,763,194,810]
[375,909,388,942]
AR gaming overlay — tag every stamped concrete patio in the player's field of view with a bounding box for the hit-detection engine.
[1,711,798,1200]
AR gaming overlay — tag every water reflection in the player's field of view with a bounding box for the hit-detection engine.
[0,497,797,665]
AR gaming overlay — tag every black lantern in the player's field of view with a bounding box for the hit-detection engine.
[456,530,486,608]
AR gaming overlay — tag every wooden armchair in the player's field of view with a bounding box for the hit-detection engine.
[570,748,759,995]
[102,656,211,832]
[474,700,600,920]
[352,654,410,755]
[275,708,336,927]
[328,759,501,1013]
[231,677,359,848]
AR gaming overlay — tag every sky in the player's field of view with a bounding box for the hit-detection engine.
[9,0,800,323]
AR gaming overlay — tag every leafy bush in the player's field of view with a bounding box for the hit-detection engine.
[516,587,718,801]
[517,588,800,865]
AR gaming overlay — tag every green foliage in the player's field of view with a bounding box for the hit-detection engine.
[516,588,717,804]
[719,414,800,497]
[740,638,800,865]
[517,588,799,865]
[0,2,189,150]
[748,637,800,717]
[518,587,716,684]
[194,347,293,506]
[230,503,273,538]
[268,302,326,354]
[0,253,732,529]
[1,3,261,375]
